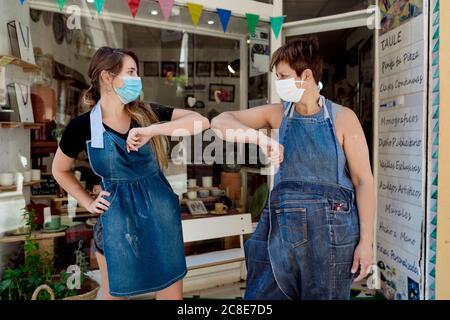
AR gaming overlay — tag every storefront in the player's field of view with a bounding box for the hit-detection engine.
[0,0,449,300]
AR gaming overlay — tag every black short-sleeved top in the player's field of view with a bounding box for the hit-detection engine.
[59,103,174,159]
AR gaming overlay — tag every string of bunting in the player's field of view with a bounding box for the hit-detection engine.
[18,0,286,38]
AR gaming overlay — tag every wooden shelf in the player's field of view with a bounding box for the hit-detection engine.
[0,185,16,192]
[31,141,58,148]
[0,230,65,244]
[0,54,41,73]
[30,194,58,200]
[0,122,45,130]
[0,180,42,192]
[24,180,43,187]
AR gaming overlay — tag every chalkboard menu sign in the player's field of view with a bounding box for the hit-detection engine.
[31,173,59,196]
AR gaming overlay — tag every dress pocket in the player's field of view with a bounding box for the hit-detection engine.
[275,207,307,248]
[101,183,119,219]
[158,172,179,203]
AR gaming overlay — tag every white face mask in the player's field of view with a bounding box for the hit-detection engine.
[276,77,324,103]
[275,77,306,103]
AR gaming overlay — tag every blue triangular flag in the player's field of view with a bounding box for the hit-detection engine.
[217,8,231,33]
[19,0,26,4]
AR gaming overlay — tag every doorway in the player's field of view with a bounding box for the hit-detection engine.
[282,9,377,166]
[285,27,374,161]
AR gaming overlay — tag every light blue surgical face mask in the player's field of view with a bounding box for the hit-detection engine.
[113,75,142,104]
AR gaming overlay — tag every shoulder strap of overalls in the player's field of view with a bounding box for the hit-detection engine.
[326,99,342,125]
[90,101,105,149]
[283,101,294,118]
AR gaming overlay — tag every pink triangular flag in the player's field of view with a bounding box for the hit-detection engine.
[158,0,175,21]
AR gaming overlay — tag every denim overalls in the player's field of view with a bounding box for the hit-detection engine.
[87,101,187,297]
[244,97,360,300]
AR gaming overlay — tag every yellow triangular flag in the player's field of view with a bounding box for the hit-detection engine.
[187,2,203,27]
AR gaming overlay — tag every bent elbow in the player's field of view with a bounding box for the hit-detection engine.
[211,112,230,130]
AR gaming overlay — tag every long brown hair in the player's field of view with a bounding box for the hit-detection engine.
[83,47,168,168]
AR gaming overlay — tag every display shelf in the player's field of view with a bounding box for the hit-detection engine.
[30,194,58,200]
[0,180,43,193]
[0,185,16,192]
[0,231,65,244]
[0,122,45,130]
[0,54,41,73]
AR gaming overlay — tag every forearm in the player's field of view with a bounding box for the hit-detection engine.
[211,113,265,145]
[147,114,209,137]
[354,180,375,245]
[52,170,93,208]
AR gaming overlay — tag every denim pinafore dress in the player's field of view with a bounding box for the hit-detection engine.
[87,101,187,297]
[244,97,360,300]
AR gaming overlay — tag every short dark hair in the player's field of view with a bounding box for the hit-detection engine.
[270,37,323,82]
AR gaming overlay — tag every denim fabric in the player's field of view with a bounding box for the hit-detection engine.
[87,103,187,297]
[245,98,360,300]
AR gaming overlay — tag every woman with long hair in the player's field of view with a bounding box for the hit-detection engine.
[52,47,209,299]
[211,38,374,300]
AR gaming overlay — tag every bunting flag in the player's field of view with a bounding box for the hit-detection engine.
[270,16,285,39]
[128,0,141,18]
[217,8,232,33]
[94,0,105,14]
[18,0,26,5]
[187,2,203,27]
[158,0,175,21]
[58,0,67,12]
[246,13,260,36]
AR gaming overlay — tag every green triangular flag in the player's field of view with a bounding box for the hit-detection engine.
[434,0,440,13]
[433,80,440,93]
[430,281,436,291]
[430,242,436,252]
[432,53,439,66]
[431,228,437,239]
[432,175,438,186]
[431,215,438,226]
[432,190,438,200]
[433,14,440,27]
[433,139,439,147]
[433,93,440,106]
[58,0,67,11]
[433,121,439,133]
[432,27,439,40]
[187,2,203,27]
[270,16,285,39]
[246,13,260,36]
[433,107,439,119]
[432,149,439,159]
[430,254,436,264]
[432,201,438,212]
[430,268,436,277]
[433,67,439,79]
[433,39,440,53]
[94,0,105,14]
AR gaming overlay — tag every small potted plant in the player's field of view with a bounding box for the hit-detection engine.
[51,127,65,143]
[0,208,99,300]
